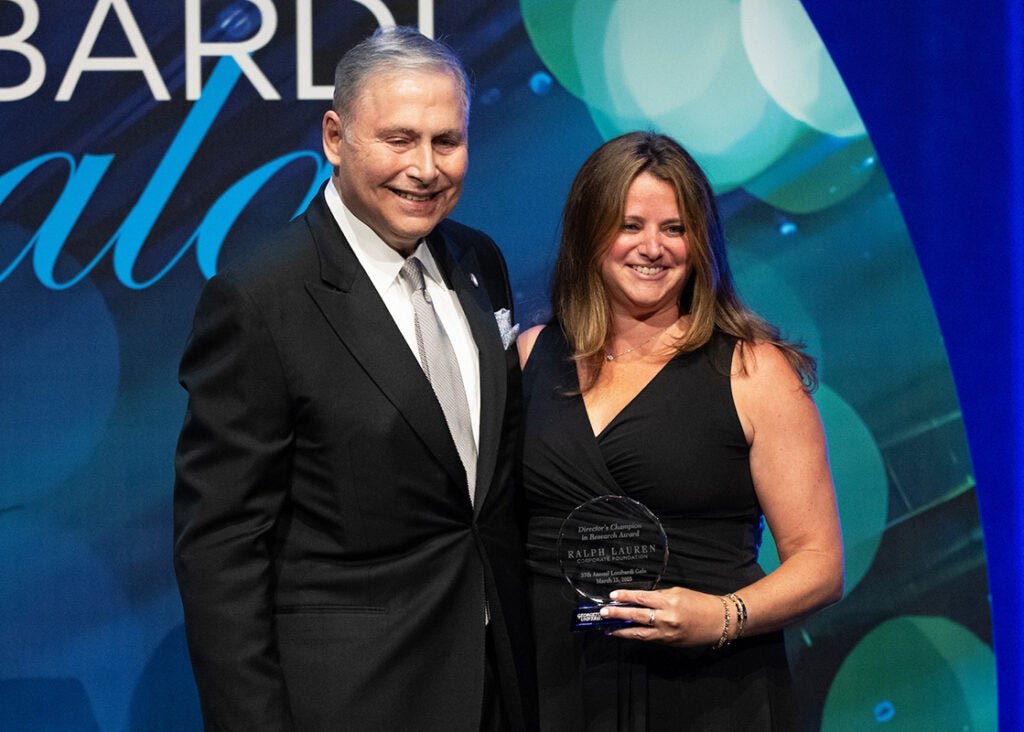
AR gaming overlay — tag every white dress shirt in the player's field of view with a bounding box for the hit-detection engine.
[323,182,481,447]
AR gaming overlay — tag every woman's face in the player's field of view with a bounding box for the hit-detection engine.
[599,172,691,321]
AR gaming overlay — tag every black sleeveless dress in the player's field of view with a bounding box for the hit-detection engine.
[523,325,799,731]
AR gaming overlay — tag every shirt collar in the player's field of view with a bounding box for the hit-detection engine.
[323,181,446,292]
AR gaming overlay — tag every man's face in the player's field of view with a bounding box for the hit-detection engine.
[323,70,468,255]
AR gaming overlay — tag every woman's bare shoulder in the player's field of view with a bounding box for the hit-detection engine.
[516,324,547,369]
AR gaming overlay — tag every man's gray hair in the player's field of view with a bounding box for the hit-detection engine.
[333,26,471,128]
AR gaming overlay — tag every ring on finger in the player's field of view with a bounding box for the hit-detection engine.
[648,608,656,626]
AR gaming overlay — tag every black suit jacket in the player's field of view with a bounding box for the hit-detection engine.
[173,189,537,730]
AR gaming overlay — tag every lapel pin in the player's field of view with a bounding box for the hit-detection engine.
[469,273,479,287]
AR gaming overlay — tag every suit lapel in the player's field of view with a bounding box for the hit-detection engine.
[303,196,468,495]
[428,231,507,514]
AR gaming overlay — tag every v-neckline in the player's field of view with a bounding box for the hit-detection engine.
[578,354,682,440]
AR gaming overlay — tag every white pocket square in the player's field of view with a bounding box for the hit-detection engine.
[494,308,520,349]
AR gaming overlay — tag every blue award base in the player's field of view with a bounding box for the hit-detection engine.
[572,601,641,632]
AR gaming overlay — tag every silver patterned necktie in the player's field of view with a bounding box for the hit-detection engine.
[400,256,477,504]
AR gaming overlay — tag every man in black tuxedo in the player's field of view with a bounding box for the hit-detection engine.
[173,26,536,730]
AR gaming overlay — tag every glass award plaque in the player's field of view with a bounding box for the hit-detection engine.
[556,495,669,631]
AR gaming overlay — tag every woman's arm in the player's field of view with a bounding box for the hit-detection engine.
[725,340,844,634]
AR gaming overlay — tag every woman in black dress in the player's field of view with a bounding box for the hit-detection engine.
[517,132,844,730]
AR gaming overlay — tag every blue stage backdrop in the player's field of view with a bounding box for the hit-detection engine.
[0,1,1018,729]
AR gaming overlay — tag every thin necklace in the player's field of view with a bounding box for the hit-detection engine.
[604,327,669,361]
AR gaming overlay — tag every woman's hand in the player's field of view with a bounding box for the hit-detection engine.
[600,587,729,648]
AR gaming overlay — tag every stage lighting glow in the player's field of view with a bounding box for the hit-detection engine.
[823,617,996,729]
[520,0,592,99]
[740,0,866,138]
[874,700,895,722]
[743,131,878,213]
[216,1,262,41]
[529,71,553,95]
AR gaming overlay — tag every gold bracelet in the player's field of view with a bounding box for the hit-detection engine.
[712,595,731,650]
[727,592,747,641]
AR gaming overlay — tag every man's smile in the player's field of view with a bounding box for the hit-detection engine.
[391,187,443,202]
